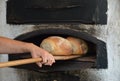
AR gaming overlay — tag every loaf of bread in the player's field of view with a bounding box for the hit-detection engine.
[66,37,88,55]
[40,36,73,55]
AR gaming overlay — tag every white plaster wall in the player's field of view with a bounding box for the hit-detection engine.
[0,0,120,81]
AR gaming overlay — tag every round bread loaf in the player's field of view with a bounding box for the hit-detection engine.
[67,37,88,55]
[40,36,73,55]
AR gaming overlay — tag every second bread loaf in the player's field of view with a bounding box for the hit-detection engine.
[67,37,88,55]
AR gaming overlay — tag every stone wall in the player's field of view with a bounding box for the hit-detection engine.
[0,0,120,81]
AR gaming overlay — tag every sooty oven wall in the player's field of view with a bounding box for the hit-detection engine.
[1,0,120,81]
[7,0,107,24]
[0,0,115,81]
[7,0,108,72]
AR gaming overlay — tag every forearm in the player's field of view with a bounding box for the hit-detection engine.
[0,36,32,54]
[0,36,55,67]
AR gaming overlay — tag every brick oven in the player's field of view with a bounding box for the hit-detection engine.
[6,0,108,81]
[9,28,107,71]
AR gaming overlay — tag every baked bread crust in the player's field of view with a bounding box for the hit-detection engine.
[40,36,73,55]
[67,37,88,55]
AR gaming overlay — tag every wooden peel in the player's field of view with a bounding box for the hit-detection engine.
[0,55,81,68]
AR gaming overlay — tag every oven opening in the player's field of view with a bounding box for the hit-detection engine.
[8,28,107,72]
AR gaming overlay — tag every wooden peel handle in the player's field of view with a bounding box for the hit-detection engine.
[0,58,42,68]
[0,55,81,68]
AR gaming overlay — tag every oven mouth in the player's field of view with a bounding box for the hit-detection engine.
[8,28,107,72]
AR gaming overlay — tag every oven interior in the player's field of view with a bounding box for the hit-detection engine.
[9,28,107,72]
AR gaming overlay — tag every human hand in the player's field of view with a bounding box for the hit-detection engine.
[28,43,55,67]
